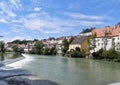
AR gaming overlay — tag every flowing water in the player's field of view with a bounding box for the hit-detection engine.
[0,53,23,67]
[7,54,120,85]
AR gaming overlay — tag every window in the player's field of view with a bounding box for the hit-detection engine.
[101,43,103,45]
[106,43,107,45]
[117,48,119,50]
[112,42,115,45]
[112,38,115,41]
[98,43,100,45]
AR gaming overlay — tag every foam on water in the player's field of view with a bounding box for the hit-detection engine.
[6,54,33,69]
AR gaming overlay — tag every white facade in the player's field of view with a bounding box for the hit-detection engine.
[79,32,92,36]
[90,35,120,53]
[24,42,35,52]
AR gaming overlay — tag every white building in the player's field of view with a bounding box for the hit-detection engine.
[79,32,92,36]
[24,41,35,52]
[90,24,120,53]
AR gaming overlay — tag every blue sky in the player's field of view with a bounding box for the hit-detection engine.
[0,0,120,42]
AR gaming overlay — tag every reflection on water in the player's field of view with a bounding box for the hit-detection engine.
[0,53,23,67]
[0,52,21,61]
[7,54,120,85]
[0,53,4,61]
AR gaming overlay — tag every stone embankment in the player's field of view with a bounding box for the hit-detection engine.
[0,68,59,85]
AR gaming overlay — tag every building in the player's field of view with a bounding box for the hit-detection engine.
[24,41,35,52]
[69,36,89,52]
[90,24,120,53]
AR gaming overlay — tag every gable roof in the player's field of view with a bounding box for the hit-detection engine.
[71,36,88,45]
[92,24,120,38]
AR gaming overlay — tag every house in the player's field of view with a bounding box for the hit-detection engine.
[5,43,13,51]
[69,36,89,52]
[90,23,120,53]
[79,28,93,36]
[24,41,35,52]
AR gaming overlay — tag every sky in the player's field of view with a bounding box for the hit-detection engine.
[0,0,120,42]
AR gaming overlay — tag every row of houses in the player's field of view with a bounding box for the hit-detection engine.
[69,23,120,53]
[5,23,120,54]
[6,36,73,53]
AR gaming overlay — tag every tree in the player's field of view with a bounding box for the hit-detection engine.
[70,47,85,58]
[51,46,57,55]
[43,46,57,55]
[69,36,74,44]
[0,41,5,53]
[90,33,97,52]
[12,44,19,52]
[34,41,44,54]
[81,27,95,33]
[103,30,111,50]
[43,47,50,55]
[62,38,69,56]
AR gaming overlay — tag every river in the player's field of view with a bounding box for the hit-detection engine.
[7,54,120,85]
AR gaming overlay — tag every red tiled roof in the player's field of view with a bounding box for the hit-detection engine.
[92,24,120,37]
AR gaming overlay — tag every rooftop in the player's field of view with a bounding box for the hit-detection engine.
[92,24,120,38]
[71,36,88,45]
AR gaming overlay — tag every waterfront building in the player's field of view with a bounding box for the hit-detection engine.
[69,36,90,52]
[90,23,120,53]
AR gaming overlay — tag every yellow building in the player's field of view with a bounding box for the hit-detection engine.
[69,36,89,52]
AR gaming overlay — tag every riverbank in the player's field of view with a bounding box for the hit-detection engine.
[0,54,59,85]
[0,69,59,85]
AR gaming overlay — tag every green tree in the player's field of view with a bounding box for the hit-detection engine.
[70,47,85,58]
[12,44,18,52]
[34,41,44,54]
[43,47,50,55]
[69,36,74,44]
[43,46,57,55]
[51,46,57,55]
[0,41,5,53]
[90,33,97,52]
[62,38,69,56]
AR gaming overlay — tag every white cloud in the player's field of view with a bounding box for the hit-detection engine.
[9,0,22,9]
[19,12,104,34]
[1,30,9,35]
[68,1,81,10]
[0,18,7,23]
[80,21,104,26]
[0,2,16,17]
[34,7,42,12]
[12,36,24,40]
[12,29,20,33]
[24,19,45,30]
[4,36,33,43]
[64,12,106,20]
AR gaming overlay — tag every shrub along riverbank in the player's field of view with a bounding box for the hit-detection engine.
[92,48,120,62]
[29,41,57,55]
[7,39,119,63]
[66,47,85,58]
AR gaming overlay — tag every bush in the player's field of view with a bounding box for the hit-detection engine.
[92,48,120,62]
[70,47,85,58]
[92,49,104,59]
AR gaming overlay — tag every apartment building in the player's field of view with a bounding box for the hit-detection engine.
[90,24,120,53]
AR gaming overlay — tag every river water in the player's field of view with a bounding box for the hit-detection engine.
[7,54,120,85]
